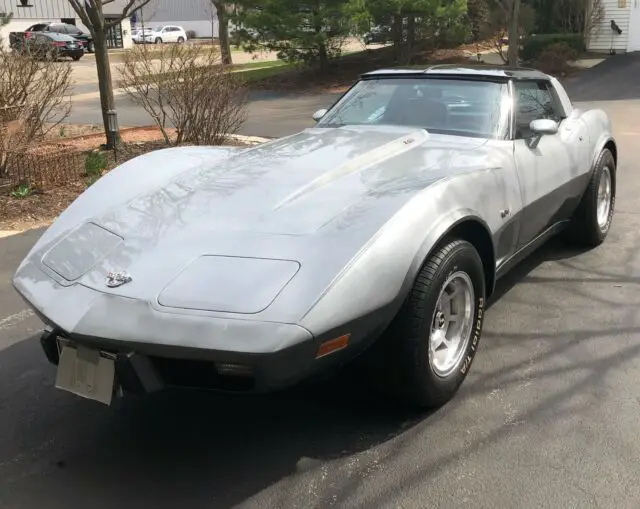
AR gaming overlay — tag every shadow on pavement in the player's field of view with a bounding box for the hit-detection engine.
[0,232,607,509]
[563,52,640,102]
[488,235,592,307]
[0,334,431,509]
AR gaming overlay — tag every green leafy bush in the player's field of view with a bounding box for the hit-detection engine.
[84,151,107,177]
[10,183,33,199]
[521,33,584,63]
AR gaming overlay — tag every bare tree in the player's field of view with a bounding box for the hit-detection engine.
[581,0,605,42]
[0,46,72,178]
[66,0,153,147]
[490,0,520,65]
[118,44,248,146]
[488,0,536,65]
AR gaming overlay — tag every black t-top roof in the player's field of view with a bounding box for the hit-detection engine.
[361,64,550,81]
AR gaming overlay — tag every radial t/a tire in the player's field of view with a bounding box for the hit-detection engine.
[364,239,486,409]
[566,148,616,247]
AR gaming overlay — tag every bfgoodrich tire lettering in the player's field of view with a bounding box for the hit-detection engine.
[567,148,616,247]
[364,239,486,408]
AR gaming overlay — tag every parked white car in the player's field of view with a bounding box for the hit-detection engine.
[142,26,188,44]
[131,27,154,44]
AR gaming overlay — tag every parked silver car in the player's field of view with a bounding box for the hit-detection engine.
[13,65,617,408]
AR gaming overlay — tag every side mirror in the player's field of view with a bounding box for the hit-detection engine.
[530,118,559,135]
[312,108,328,122]
[527,118,559,149]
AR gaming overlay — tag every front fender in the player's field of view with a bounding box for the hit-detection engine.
[299,186,495,337]
[399,209,494,299]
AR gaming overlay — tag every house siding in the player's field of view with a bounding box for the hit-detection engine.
[135,0,219,37]
[587,0,630,52]
[0,0,75,19]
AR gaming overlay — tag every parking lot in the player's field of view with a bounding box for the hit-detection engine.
[1,55,640,508]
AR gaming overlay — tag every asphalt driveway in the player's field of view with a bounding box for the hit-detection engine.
[2,54,640,508]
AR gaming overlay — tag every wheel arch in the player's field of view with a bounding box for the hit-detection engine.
[604,139,617,167]
[402,214,497,302]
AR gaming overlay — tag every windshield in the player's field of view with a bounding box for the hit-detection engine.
[317,77,511,139]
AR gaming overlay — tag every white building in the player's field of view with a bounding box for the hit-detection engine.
[131,0,220,39]
[0,0,133,48]
[587,0,640,53]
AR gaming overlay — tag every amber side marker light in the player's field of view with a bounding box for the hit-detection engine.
[316,334,351,359]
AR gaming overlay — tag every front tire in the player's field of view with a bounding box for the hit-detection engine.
[155,37,163,44]
[566,148,616,247]
[364,239,486,408]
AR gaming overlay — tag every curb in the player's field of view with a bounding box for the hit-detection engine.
[226,133,273,145]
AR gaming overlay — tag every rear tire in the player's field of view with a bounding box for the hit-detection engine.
[177,36,185,43]
[86,41,94,53]
[566,148,616,247]
[364,239,486,408]
[72,55,82,61]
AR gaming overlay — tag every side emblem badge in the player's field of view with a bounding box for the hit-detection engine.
[106,271,132,288]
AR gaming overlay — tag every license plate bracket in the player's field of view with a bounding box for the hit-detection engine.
[55,344,116,405]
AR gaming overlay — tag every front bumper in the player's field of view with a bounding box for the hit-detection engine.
[59,49,84,58]
[39,326,323,394]
[16,262,371,395]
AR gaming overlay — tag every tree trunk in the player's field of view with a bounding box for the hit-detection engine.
[406,16,416,64]
[213,1,232,65]
[318,40,328,69]
[93,30,120,147]
[392,14,404,62]
[311,1,328,69]
[507,0,521,66]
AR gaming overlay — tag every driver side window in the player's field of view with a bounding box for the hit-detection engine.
[514,81,562,139]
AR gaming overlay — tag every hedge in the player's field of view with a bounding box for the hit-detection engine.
[521,33,585,62]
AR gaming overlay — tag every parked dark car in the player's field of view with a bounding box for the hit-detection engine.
[363,25,392,45]
[12,22,94,53]
[20,32,85,61]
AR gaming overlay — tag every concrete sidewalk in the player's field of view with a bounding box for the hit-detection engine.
[464,48,606,69]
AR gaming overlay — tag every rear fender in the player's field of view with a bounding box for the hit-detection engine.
[581,108,616,172]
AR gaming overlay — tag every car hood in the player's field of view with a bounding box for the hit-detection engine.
[23,125,493,315]
[95,125,488,238]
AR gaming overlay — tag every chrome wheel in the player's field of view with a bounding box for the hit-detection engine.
[429,271,475,377]
[597,166,612,229]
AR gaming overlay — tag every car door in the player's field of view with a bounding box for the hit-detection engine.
[512,79,583,249]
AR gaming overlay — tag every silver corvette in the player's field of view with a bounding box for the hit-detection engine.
[13,65,617,408]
